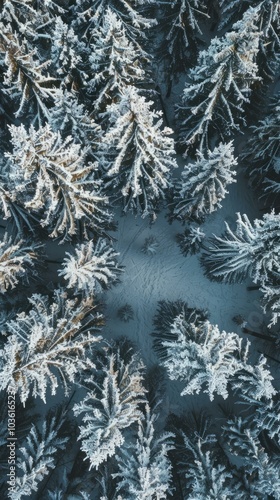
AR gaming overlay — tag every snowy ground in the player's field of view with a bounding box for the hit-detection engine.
[101,167,271,414]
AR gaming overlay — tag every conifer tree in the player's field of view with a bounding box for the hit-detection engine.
[88,8,148,114]
[176,7,261,153]
[72,0,156,42]
[0,291,103,404]
[0,233,40,293]
[99,87,177,217]
[6,123,111,241]
[73,344,146,470]
[0,25,59,121]
[59,238,123,296]
[158,0,209,96]
[201,212,280,285]
[48,88,101,159]
[169,142,237,223]
[242,93,280,190]
[152,302,275,401]
[11,406,69,499]
[181,434,242,499]
[114,404,174,499]
[223,416,280,498]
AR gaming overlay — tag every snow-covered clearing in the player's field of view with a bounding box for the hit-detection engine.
[102,168,269,413]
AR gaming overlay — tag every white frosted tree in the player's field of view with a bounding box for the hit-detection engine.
[50,16,89,87]
[6,124,111,241]
[176,7,262,153]
[0,233,40,293]
[114,404,174,499]
[0,291,103,404]
[159,0,209,95]
[59,238,123,295]
[73,346,146,470]
[72,0,156,41]
[223,417,280,499]
[88,8,148,114]
[219,0,280,75]
[48,89,101,155]
[0,24,59,121]
[99,87,177,217]
[11,407,68,500]
[182,434,242,499]
[261,272,280,327]
[170,142,237,222]
[152,304,275,401]
[242,93,280,189]
[201,211,280,284]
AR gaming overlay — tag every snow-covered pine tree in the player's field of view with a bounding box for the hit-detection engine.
[6,124,111,241]
[218,0,258,29]
[0,290,103,404]
[11,406,69,500]
[0,233,40,293]
[181,434,243,499]
[158,0,209,96]
[152,299,208,360]
[152,302,275,401]
[201,211,280,284]
[99,87,177,217]
[223,416,280,498]
[87,8,149,115]
[176,224,205,256]
[176,6,261,154]
[0,24,59,121]
[220,0,280,85]
[169,142,237,223]
[260,270,280,327]
[113,404,174,499]
[48,89,101,156]
[73,344,146,470]
[155,315,243,400]
[72,0,156,42]
[58,238,123,296]
[242,92,280,190]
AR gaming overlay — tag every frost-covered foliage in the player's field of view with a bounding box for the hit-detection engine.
[158,0,209,93]
[114,404,174,499]
[99,87,177,217]
[170,142,237,222]
[223,417,280,498]
[181,434,241,499]
[152,302,275,401]
[242,93,280,190]
[48,89,101,157]
[88,8,148,114]
[152,300,208,359]
[261,271,280,327]
[72,0,157,40]
[59,238,123,295]
[0,233,40,293]
[176,225,205,256]
[0,291,103,404]
[0,25,59,120]
[73,345,146,470]
[50,16,89,87]
[219,1,280,75]
[11,406,68,500]
[176,7,261,153]
[201,212,280,284]
[6,124,111,240]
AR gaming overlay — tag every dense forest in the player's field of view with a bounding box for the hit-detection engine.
[1,0,280,498]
